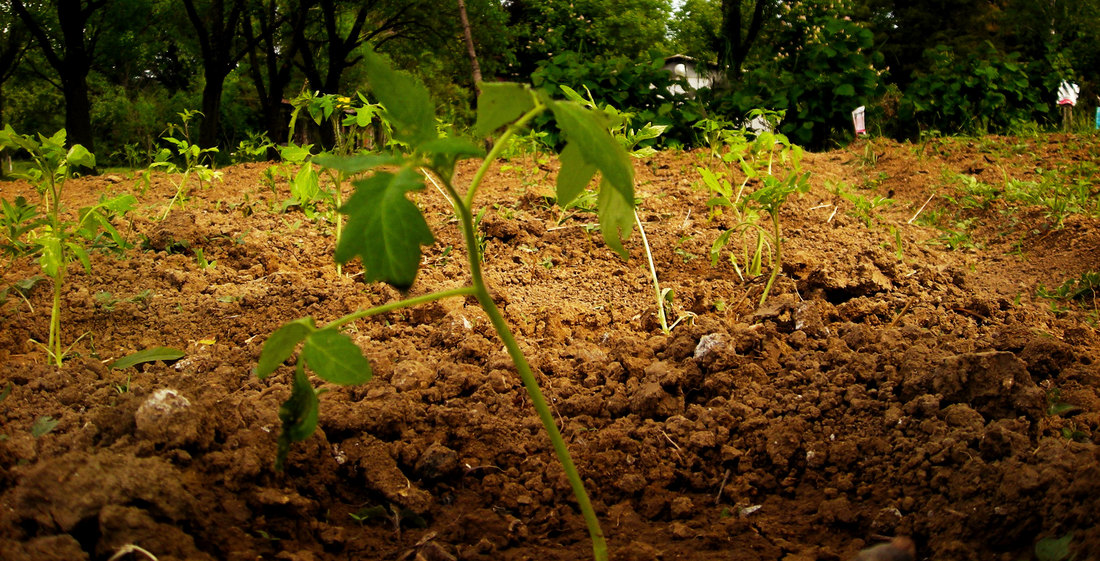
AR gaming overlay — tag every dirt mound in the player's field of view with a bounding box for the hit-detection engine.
[1,136,1098,560]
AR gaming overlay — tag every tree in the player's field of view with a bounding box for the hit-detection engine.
[456,0,482,90]
[10,0,110,151]
[181,0,251,149]
[669,0,721,61]
[503,0,672,77]
[242,0,311,146]
[717,0,778,79]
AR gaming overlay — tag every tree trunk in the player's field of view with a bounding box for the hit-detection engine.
[198,70,226,149]
[61,73,95,153]
[57,0,95,152]
[456,0,482,91]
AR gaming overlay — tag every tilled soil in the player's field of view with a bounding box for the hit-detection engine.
[0,135,1098,561]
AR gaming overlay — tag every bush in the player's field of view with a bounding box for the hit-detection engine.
[899,42,1052,136]
[530,51,704,148]
[705,2,885,150]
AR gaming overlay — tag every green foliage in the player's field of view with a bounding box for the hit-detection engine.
[700,118,810,305]
[1037,271,1100,306]
[31,416,59,438]
[0,196,45,259]
[710,1,884,149]
[506,0,673,76]
[109,347,186,370]
[0,126,135,366]
[900,43,1049,135]
[1035,533,1076,561]
[531,52,702,148]
[151,110,223,220]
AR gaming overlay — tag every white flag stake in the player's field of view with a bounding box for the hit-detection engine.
[852,106,866,136]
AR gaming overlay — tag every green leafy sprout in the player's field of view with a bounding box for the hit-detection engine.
[0,126,135,366]
[254,49,635,561]
[151,110,222,220]
[701,115,810,306]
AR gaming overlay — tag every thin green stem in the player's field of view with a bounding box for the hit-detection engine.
[450,168,608,561]
[635,209,668,333]
[160,169,191,220]
[326,285,477,331]
[463,99,546,208]
[759,210,782,306]
[49,273,62,366]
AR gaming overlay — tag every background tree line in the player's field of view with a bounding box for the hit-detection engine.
[0,0,1096,163]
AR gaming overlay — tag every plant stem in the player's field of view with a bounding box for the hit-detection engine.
[161,169,191,220]
[49,272,63,367]
[326,285,477,330]
[452,173,608,561]
[464,100,546,208]
[759,210,782,306]
[635,209,668,333]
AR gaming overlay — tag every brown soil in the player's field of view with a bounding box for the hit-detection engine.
[1,134,1098,561]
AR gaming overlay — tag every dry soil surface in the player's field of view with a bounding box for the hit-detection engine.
[1,134,1098,561]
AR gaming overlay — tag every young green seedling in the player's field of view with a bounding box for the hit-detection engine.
[0,126,135,366]
[255,50,634,561]
[699,116,809,305]
[557,85,693,332]
[152,110,222,220]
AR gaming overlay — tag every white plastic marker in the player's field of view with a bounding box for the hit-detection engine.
[852,106,867,136]
[1057,81,1080,106]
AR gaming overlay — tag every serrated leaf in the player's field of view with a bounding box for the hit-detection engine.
[301,328,372,385]
[110,347,186,369]
[336,169,434,290]
[275,365,320,471]
[279,143,313,163]
[363,49,436,148]
[549,101,633,191]
[255,317,316,378]
[420,137,484,177]
[597,178,634,258]
[556,142,597,206]
[475,82,535,136]
[313,153,399,175]
[67,243,91,273]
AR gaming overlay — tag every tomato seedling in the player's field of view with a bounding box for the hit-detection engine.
[0,126,135,366]
[255,50,634,561]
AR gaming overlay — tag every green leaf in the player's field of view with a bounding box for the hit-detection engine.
[597,178,634,258]
[38,236,62,278]
[290,163,320,202]
[67,243,91,274]
[66,144,95,169]
[1035,533,1074,561]
[556,142,597,206]
[336,169,434,290]
[279,143,313,163]
[313,153,399,175]
[420,137,485,177]
[255,317,316,378]
[548,100,634,194]
[301,328,373,385]
[110,347,186,369]
[31,416,59,438]
[275,364,320,471]
[475,82,535,136]
[362,49,436,148]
